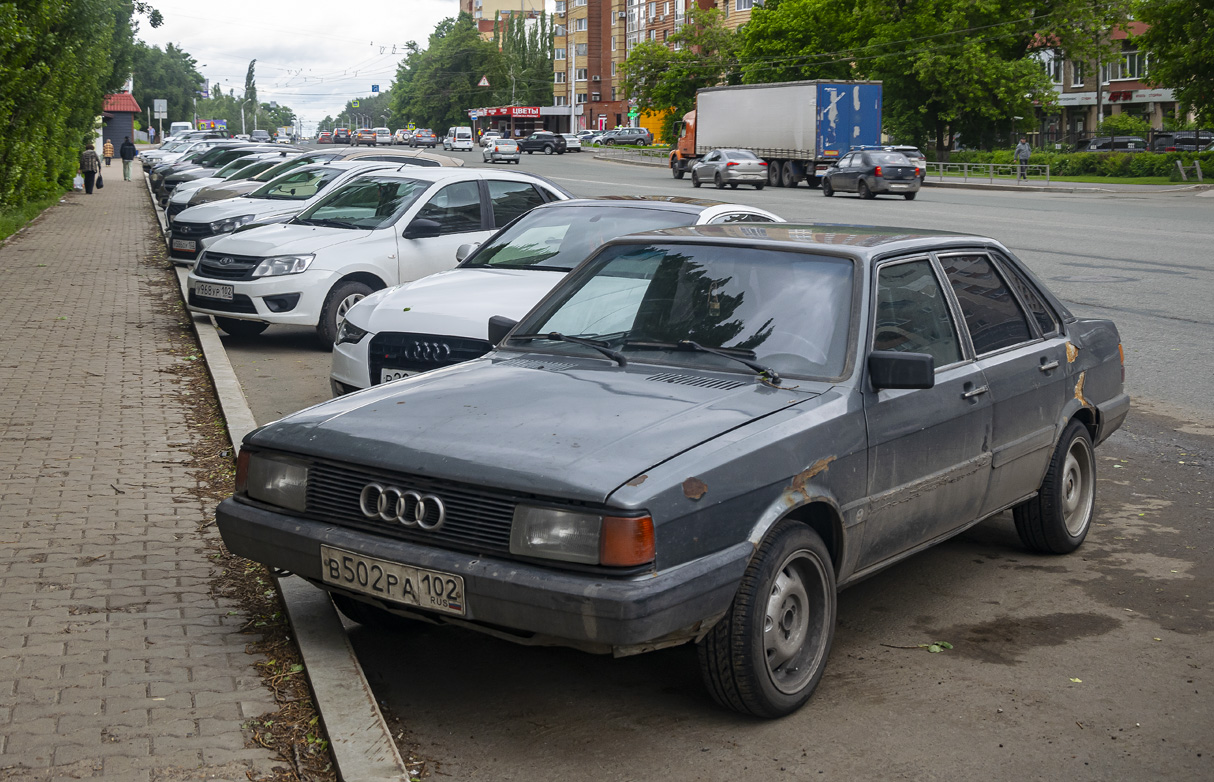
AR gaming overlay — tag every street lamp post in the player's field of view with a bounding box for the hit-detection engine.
[240,99,251,136]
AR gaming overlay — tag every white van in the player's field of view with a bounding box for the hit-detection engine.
[444,126,474,152]
[167,121,193,140]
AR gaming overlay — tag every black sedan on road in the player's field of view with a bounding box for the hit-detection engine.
[822,150,921,200]
[218,223,1126,719]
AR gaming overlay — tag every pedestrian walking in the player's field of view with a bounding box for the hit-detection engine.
[1014,137,1032,182]
[119,136,137,181]
[79,144,101,194]
[103,139,114,166]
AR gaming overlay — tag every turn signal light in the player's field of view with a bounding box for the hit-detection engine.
[1118,342,1125,382]
[914,166,921,177]
[874,165,883,177]
[235,448,250,494]
[600,515,655,566]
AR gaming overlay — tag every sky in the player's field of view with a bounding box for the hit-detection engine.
[135,0,471,133]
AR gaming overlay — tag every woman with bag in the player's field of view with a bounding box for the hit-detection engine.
[79,144,101,194]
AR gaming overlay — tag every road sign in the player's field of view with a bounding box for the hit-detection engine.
[478,76,490,87]
[372,85,379,93]
[470,111,478,120]
[352,99,360,107]
[153,99,167,119]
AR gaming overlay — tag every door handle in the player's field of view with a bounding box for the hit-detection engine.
[1038,360,1060,372]
[962,385,989,399]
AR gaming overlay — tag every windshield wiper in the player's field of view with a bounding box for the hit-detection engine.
[300,218,363,229]
[510,332,627,366]
[623,339,781,385]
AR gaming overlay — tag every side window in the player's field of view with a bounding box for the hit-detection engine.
[708,212,776,224]
[488,180,545,227]
[414,181,483,234]
[996,256,1059,336]
[939,253,1033,354]
[874,259,963,368]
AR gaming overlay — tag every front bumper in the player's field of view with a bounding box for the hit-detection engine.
[330,332,373,393]
[186,268,340,325]
[217,497,749,648]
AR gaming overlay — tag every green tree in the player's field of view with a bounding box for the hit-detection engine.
[493,11,554,107]
[620,7,737,143]
[131,42,203,125]
[735,0,859,83]
[1135,0,1214,126]
[388,15,503,130]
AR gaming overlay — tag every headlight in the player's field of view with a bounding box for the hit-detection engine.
[209,214,256,234]
[244,452,308,512]
[251,254,314,277]
[510,506,654,566]
[336,318,369,345]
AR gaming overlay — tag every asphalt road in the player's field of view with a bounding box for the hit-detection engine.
[217,150,1213,780]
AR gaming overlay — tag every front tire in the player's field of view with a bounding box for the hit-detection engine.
[1013,419,1096,554]
[214,317,268,337]
[317,280,373,348]
[698,521,835,718]
[671,161,685,180]
[822,178,834,197]
[691,171,701,188]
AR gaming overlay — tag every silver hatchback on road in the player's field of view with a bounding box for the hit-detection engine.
[482,137,521,164]
[690,148,768,190]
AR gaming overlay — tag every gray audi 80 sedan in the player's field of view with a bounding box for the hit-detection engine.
[218,224,1128,718]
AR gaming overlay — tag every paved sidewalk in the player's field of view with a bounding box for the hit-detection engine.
[0,177,279,779]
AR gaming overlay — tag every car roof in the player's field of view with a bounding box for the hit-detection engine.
[528,195,779,217]
[603,223,991,262]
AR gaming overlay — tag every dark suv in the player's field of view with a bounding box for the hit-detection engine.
[333,128,352,145]
[1074,136,1148,153]
[1150,131,1214,152]
[517,131,567,155]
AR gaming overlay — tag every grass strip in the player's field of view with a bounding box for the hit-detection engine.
[0,190,67,244]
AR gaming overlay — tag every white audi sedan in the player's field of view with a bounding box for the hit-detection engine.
[186,168,570,346]
[329,196,783,394]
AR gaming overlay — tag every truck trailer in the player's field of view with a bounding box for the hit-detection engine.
[670,80,883,188]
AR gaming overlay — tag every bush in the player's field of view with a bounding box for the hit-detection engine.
[923,148,1214,179]
[1098,113,1152,136]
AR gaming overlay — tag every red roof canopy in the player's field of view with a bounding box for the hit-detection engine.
[103,92,141,113]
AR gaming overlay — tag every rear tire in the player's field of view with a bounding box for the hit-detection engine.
[317,280,373,349]
[1013,419,1095,554]
[769,162,783,187]
[697,521,835,718]
[755,183,765,190]
[781,161,799,188]
[904,192,917,201]
[858,180,875,200]
[214,317,268,337]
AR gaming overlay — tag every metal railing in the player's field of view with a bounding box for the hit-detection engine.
[925,161,1051,185]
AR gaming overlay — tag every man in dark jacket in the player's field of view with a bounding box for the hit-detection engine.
[119,136,138,181]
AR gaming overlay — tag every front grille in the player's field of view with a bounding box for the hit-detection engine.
[167,202,191,220]
[172,220,211,237]
[188,290,257,313]
[368,332,492,384]
[195,253,262,281]
[306,462,517,555]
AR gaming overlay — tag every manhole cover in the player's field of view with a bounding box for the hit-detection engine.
[1052,274,1136,283]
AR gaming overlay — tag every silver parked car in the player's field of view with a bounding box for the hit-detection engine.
[482,137,521,164]
[218,223,1126,719]
[690,148,768,190]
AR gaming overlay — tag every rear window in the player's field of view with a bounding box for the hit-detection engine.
[867,153,911,165]
[726,150,760,160]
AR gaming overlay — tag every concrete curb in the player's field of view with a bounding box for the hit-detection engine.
[145,174,409,782]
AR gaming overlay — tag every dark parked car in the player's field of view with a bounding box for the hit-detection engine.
[218,223,1127,719]
[410,129,438,148]
[518,131,567,155]
[822,150,921,199]
[333,128,352,145]
[1074,136,1148,153]
[249,129,272,143]
[1149,131,1214,152]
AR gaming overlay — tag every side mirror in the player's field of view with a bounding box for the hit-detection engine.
[868,351,935,391]
[403,218,441,239]
[455,242,480,262]
[487,315,517,347]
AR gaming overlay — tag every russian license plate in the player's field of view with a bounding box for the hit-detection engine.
[320,545,466,617]
[171,238,196,251]
[380,368,413,384]
[889,183,908,189]
[195,282,233,301]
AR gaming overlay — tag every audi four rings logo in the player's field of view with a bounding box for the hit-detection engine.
[403,341,451,362]
[359,483,446,530]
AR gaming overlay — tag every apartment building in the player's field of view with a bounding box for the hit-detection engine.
[553,0,629,131]
[715,0,762,32]
[1040,22,1186,145]
[461,0,546,22]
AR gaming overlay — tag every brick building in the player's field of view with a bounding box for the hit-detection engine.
[553,0,629,132]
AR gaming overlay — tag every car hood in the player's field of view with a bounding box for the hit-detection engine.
[205,222,369,256]
[250,356,818,502]
[177,196,305,225]
[191,180,261,204]
[354,268,566,337]
[172,177,224,199]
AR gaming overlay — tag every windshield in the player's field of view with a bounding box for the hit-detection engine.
[466,206,704,272]
[214,156,259,177]
[227,159,277,181]
[294,175,428,230]
[248,167,345,201]
[251,155,317,182]
[511,242,854,379]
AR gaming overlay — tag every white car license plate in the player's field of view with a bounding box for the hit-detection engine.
[195,282,233,301]
[380,368,413,383]
[172,239,196,251]
[320,546,466,617]
[890,183,908,189]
